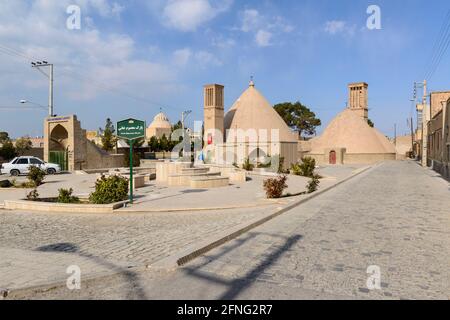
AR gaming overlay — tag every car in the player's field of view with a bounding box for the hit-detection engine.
[0,156,61,176]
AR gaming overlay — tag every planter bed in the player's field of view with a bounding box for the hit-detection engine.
[3,198,129,213]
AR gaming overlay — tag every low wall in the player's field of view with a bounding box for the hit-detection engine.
[4,199,129,213]
[307,153,396,165]
[83,141,125,170]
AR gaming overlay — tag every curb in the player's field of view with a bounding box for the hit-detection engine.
[152,165,375,269]
[116,201,280,214]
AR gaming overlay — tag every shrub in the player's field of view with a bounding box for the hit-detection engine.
[26,189,39,201]
[124,152,141,168]
[57,188,80,204]
[263,175,288,199]
[307,174,321,193]
[0,180,12,188]
[27,166,46,187]
[89,175,129,204]
[242,157,254,171]
[291,157,317,178]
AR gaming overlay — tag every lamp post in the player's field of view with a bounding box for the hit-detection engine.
[181,110,192,160]
[31,61,54,117]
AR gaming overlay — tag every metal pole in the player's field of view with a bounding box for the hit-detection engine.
[410,117,414,158]
[394,123,397,147]
[49,64,54,117]
[129,139,134,204]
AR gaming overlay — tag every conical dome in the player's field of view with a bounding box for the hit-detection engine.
[224,84,297,142]
[149,112,171,129]
[310,109,395,154]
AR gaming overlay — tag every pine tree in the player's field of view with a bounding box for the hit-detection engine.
[100,118,117,152]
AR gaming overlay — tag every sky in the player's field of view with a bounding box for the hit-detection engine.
[0,0,449,139]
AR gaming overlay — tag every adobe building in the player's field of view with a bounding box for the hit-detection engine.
[303,83,396,164]
[393,135,414,160]
[427,95,450,180]
[44,115,124,171]
[146,112,172,139]
[203,80,298,168]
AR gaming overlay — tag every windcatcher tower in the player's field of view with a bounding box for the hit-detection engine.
[204,84,224,145]
[348,82,369,122]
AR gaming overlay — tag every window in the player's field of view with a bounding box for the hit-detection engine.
[17,158,29,165]
[30,158,43,165]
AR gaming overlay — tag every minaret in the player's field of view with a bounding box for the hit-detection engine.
[203,84,224,145]
[348,82,369,122]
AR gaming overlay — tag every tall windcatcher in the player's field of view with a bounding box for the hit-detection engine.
[203,84,224,145]
[348,82,369,122]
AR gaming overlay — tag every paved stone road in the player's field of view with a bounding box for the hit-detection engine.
[0,207,277,290]
[10,161,450,299]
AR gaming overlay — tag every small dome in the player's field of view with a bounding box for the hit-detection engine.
[149,112,171,129]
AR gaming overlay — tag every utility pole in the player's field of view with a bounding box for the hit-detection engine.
[394,123,397,147]
[414,80,428,166]
[421,80,428,167]
[410,117,414,158]
[181,110,192,160]
[181,110,192,132]
[31,61,54,117]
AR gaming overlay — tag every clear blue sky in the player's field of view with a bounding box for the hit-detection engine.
[0,0,449,138]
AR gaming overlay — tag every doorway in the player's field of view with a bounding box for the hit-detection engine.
[329,150,337,165]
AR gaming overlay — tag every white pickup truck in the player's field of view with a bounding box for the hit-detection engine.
[0,156,61,176]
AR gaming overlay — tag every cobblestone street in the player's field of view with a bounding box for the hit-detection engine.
[10,161,450,300]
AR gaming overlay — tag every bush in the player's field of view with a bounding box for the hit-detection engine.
[26,189,39,201]
[242,157,254,171]
[307,174,321,193]
[291,157,317,178]
[57,188,80,204]
[89,175,129,204]
[27,166,46,187]
[124,152,141,168]
[0,180,12,188]
[263,175,288,199]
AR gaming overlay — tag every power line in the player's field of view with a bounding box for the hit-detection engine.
[0,43,181,112]
[422,10,450,79]
[423,10,450,81]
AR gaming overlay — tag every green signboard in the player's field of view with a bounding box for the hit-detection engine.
[117,118,146,140]
[116,118,146,205]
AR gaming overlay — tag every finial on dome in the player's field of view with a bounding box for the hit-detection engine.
[249,76,255,87]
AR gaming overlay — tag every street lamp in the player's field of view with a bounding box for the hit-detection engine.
[20,99,47,111]
[31,60,54,117]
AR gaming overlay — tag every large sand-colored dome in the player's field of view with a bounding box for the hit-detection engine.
[224,83,297,142]
[149,112,171,130]
[310,109,395,154]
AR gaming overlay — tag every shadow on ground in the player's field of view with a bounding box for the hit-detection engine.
[181,232,303,300]
[35,242,147,299]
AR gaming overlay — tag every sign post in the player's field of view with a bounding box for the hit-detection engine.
[117,118,146,204]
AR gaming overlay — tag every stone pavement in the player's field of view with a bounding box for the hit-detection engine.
[9,161,449,300]
[0,165,366,292]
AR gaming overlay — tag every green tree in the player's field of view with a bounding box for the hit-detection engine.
[99,118,117,152]
[172,121,183,133]
[149,136,160,152]
[0,132,10,144]
[0,140,16,160]
[160,134,169,152]
[274,102,321,138]
[15,137,32,156]
[368,119,374,128]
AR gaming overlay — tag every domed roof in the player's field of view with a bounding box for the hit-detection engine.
[310,109,396,154]
[224,83,297,143]
[149,112,171,129]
